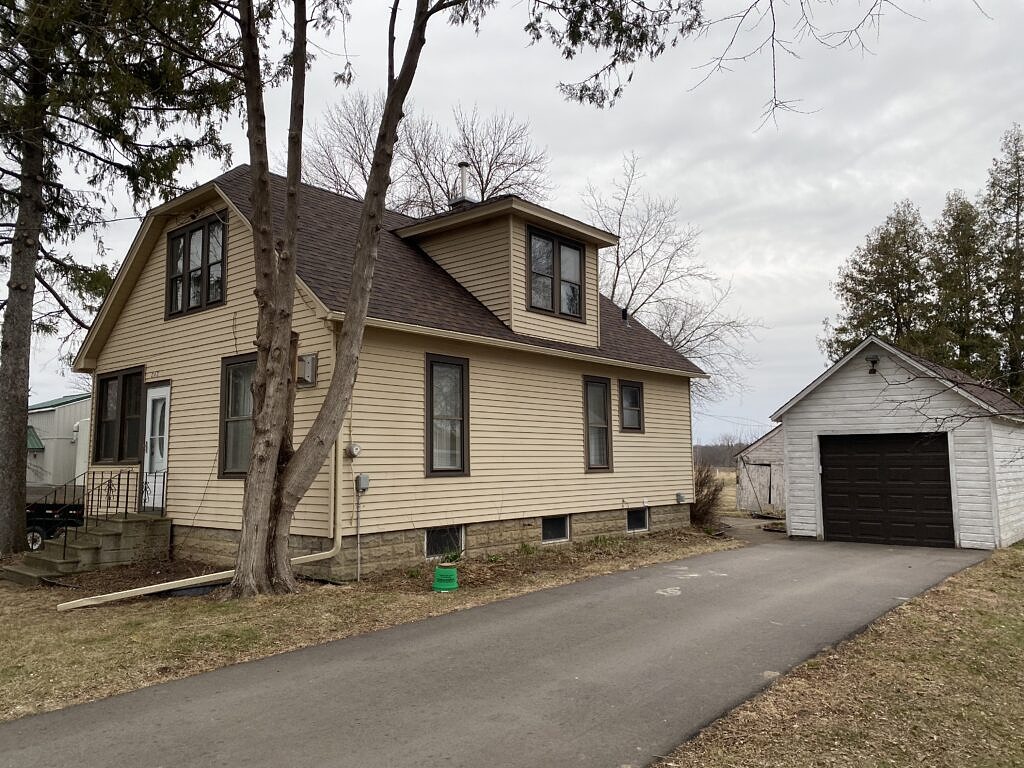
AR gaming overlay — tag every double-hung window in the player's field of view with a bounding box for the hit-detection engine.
[94,367,144,463]
[220,353,256,477]
[529,230,583,319]
[583,376,612,471]
[426,354,469,476]
[619,380,644,432]
[168,212,226,316]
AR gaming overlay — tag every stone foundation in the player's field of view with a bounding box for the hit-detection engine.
[172,502,692,582]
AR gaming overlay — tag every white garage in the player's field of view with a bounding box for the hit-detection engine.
[771,337,1024,549]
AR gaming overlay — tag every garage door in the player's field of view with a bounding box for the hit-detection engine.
[819,433,954,547]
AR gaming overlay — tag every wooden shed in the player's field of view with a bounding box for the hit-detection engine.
[735,426,785,518]
[771,337,1024,549]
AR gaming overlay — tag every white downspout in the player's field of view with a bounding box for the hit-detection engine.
[57,444,342,611]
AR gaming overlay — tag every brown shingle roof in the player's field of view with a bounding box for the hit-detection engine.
[895,345,1024,418]
[213,166,704,376]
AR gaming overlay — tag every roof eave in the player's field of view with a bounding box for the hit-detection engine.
[770,336,1006,422]
[394,197,618,248]
[325,311,706,379]
[74,182,238,373]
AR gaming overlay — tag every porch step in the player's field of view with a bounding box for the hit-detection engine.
[2,514,173,585]
[0,562,62,586]
[22,550,83,575]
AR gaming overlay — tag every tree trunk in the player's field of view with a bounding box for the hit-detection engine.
[229,0,433,595]
[0,50,48,557]
[279,0,432,511]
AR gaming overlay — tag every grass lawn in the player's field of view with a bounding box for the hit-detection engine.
[655,544,1024,768]
[0,528,736,723]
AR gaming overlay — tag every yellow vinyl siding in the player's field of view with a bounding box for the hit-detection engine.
[89,200,334,536]
[336,327,692,534]
[509,216,600,346]
[417,217,512,326]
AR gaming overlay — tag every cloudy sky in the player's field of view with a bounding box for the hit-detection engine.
[27,0,1024,442]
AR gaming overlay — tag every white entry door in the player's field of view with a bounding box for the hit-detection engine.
[142,384,170,513]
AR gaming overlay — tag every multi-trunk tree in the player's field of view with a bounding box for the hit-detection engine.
[227,0,961,595]
[0,0,239,556]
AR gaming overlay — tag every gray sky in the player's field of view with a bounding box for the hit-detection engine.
[27,0,1024,442]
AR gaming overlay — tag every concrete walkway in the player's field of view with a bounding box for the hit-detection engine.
[0,539,985,768]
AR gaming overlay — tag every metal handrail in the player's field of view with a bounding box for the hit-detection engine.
[43,468,143,557]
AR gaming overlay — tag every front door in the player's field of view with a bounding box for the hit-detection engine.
[142,384,170,513]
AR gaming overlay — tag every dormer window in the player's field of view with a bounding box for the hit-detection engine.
[167,212,227,317]
[529,229,583,320]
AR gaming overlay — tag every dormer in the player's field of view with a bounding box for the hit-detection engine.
[396,197,616,348]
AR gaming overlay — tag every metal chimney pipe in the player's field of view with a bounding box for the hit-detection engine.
[458,161,470,200]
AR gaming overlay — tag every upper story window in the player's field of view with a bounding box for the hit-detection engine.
[94,367,144,463]
[619,380,645,432]
[529,230,583,320]
[426,353,469,477]
[167,212,226,317]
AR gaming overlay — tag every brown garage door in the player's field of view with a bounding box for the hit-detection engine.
[819,433,955,547]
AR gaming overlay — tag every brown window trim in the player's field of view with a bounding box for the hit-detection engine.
[92,366,145,465]
[526,226,586,323]
[583,375,613,473]
[218,352,257,479]
[619,379,645,433]
[166,210,228,319]
[425,353,470,478]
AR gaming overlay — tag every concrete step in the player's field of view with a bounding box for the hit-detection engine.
[0,563,62,586]
[22,550,82,575]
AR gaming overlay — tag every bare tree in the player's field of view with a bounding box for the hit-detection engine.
[584,155,758,402]
[303,91,551,216]
[648,286,759,403]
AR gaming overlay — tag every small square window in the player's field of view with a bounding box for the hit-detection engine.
[541,515,570,543]
[626,507,649,532]
[425,525,464,559]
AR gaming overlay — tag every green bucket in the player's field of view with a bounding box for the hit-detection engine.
[432,564,459,592]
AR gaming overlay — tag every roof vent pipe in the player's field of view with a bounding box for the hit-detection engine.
[449,161,473,212]
[459,161,470,199]
[622,306,630,326]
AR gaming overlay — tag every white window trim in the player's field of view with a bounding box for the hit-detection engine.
[540,514,571,544]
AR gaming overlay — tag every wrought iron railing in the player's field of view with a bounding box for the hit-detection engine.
[26,468,166,557]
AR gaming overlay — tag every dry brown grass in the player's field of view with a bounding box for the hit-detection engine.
[655,544,1024,768]
[0,527,736,723]
[712,467,741,518]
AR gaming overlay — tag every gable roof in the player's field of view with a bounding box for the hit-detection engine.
[210,166,704,377]
[735,424,783,459]
[28,393,91,412]
[394,194,618,247]
[771,336,1024,422]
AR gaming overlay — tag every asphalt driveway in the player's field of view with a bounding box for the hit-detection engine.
[0,537,985,768]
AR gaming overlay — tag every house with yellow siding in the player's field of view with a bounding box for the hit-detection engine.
[66,165,705,579]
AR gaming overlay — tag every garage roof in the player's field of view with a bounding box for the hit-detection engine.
[771,336,1024,422]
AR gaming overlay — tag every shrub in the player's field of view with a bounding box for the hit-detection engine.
[691,463,725,530]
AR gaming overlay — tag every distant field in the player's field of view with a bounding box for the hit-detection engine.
[712,467,740,517]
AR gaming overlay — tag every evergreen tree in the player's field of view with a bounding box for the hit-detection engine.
[982,123,1024,400]
[926,190,1000,379]
[821,200,931,361]
[0,0,239,555]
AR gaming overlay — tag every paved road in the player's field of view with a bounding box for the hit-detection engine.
[0,539,985,768]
